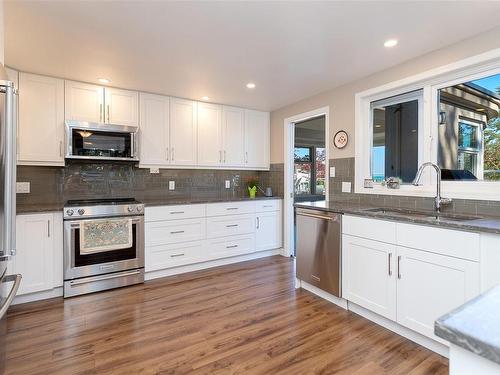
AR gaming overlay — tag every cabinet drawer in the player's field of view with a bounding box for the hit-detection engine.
[343,215,396,244]
[145,241,205,272]
[206,214,255,239]
[206,201,255,217]
[256,199,281,212]
[208,234,255,259]
[145,204,206,222]
[146,218,206,246]
[397,223,479,261]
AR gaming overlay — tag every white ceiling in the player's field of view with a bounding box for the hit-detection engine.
[5,1,500,111]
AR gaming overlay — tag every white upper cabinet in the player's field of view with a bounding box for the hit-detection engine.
[65,80,104,123]
[105,87,138,126]
[197,102,222,167]
[18,73,65,165]
[139,93,170,166]
[245,109,270,169]
[65,81,138,126]
[170,98,197,166]
[222,106,245,167]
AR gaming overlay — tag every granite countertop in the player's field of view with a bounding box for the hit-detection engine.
[294,200,500,235]
[435,285,500,365]
[16,196,282,214]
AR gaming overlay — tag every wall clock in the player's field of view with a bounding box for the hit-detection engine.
[333,130,348,149]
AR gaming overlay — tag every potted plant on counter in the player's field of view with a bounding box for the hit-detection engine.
[246,177,258,199]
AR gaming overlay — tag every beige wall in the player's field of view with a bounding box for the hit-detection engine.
[270,26,500,163]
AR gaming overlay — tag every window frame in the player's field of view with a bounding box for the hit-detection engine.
[293,145,326,198]
[355,49,500,200]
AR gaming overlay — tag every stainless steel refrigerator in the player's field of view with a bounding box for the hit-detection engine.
[0,65,21,375]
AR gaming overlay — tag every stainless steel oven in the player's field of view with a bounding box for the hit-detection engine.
[65,120,139,162]
[63,198,144,297]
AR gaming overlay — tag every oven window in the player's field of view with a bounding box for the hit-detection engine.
[74,224,138,267]
[72,129,132,158]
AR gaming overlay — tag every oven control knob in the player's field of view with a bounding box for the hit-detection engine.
[127,206,134,212]
[136,206,143,212]
[66,209,74,216]
[78,209,85,215]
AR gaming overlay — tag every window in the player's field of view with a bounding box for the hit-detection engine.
[294,146,325,198]
[370,91,422,183]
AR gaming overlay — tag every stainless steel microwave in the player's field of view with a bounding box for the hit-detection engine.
[65,120,139,162]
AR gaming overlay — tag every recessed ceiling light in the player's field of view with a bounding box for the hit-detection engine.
[201,96,210,101]
[98,78,110,84]
[246,82,256,89]
[384,39,398,48]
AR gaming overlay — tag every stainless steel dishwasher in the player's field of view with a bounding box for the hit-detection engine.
[295,208,342,297]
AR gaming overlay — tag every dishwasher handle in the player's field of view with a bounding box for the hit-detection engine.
[296,211,336,221]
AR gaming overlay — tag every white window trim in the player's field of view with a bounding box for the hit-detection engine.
[355,47,500,201]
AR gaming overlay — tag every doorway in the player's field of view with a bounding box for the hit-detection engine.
[283,107,330,258]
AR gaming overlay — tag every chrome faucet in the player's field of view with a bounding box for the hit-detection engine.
[412,162,452,212]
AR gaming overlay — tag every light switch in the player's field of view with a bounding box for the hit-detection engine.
[341,181,352,193]
[169,181,175,190]
[16,182,30,194]
[225,180,231,189]
[329,167,335,178]
[150,167,160,174]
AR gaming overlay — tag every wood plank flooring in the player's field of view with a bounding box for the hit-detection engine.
[5,256,448,375]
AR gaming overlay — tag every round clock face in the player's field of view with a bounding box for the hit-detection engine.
[334,130,348,149]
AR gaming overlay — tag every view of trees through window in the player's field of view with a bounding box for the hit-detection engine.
[294,146,326,197]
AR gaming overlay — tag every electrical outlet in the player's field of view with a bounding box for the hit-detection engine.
[341,181,352,193]
[150,167,160,174]
[329,167,335,178]
[169,181,175,190]
[16,182,30,194]
[225,180,231,189]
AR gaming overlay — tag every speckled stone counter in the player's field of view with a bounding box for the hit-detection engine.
[435,285,500,365]
[294,200,500,234]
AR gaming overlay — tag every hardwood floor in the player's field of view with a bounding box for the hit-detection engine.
[5,256,448,375]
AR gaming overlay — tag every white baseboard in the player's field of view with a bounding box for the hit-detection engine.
[13,287,63,305]
[348,302,449,358]
[145,249,281,280]
[296,279,348,310]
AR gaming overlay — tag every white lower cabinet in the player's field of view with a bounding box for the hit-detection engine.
[343,235,396,320]
[145,199,282,275]
[11,213,63,295]
[342,215,481,343]
[396,246,479,341]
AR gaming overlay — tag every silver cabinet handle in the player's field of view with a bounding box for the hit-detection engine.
[170,211,184,214]
[224,150,226,163]
[59,141,63,157]
[47,220,50,237]
[397,255,402,279]
[256,217,260,229]
[245,151,248,163]
[170,230,185,234]
[100,104,103,122]
[226,207,238,211]
[388,253,392,276]
[226,224,238,228]
[170,253,185,258]
[166,147,169,161]
[0,274,22,320]
[107,104,110,123]
[171,147,175,161]
[219,150,222,163]
[226,244,238,249]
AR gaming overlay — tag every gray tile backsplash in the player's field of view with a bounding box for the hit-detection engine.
[328,157,500,218]
[16,162,285,207]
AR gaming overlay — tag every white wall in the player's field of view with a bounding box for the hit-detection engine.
[270,26,500,163]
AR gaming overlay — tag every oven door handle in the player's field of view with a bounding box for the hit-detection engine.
[68,270,142,286]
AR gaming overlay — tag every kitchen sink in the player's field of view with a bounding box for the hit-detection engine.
[363,207,480,222]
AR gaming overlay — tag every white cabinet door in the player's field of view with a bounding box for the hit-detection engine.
[222,106,245,167]
[342,234,397,320]
[65,80,104,123]
[197,102,222,167]
[13,214,55,295]
[170,98,197,166]
[256,211,282,251]
[18,73,65,165]
[396,246,480,341]
[244,109,270,169]
[139,93,170,166]
[105,87,139,126]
